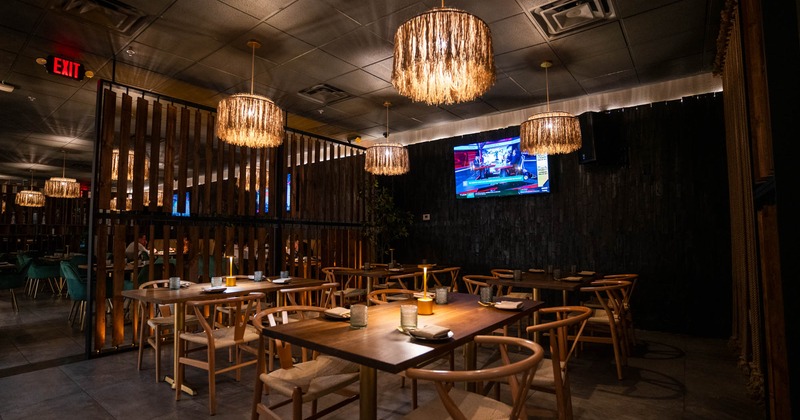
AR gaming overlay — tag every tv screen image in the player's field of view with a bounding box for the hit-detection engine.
[454,136,550,199]
[172,192,190,217]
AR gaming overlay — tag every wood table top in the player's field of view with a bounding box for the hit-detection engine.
[260,293,543,374]
[121,277,325,304]
[488,271,597,292]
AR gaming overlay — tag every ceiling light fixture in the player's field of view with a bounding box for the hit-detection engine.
[44,151,81,198]
[0,81,14,93]
[519,61,582,155]
[216,40,285,148]
[16,170,45,207]
[392,1,495,105]
[111,149,149,181]
[365,102,410,176]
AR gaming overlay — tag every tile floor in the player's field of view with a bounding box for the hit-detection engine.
[0,292,765,419]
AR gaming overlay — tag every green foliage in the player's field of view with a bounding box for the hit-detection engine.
[359,179,413,260]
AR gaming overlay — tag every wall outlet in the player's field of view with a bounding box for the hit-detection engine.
[422,213,431,221]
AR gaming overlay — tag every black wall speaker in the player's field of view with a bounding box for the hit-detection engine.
[578,111,627,165]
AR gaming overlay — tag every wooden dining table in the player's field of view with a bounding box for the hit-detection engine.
[122,276,325,398]
[338,264,427,302]
[487,271,597,340]
[258,292,543,420]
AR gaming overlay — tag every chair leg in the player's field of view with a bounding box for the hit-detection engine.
[208,351,217,415]
[292,387,303,420]
[10,289,19,312]
[154,327,162,382]
[137,318,146,372]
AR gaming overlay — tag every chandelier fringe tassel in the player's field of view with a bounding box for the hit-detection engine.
[520,112,582,155]
[392,7,495,105]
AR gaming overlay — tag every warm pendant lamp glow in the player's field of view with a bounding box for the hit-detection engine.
[44,151,81,198]
[392,1,495,105]
[216,40,285,148]
[111,149,149,181]
[365,102,410,176]
[16,170,45,207]
[520,61,582,155]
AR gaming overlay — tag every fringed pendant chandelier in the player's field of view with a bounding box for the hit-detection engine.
[365,102,410,176]
[16,170,45,207]
[44,151,81,198]
[216,40,285,148]
[111,149,149,181]
[392,1,495,105]
[520,61,582,155]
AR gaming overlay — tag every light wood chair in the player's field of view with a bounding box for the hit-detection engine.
[575,280,632,380]
[602,274,639,348]
[404,335,544,420]
[491,268,532,299]
[136,279,197,382]
[176,292,264,415]
[251,305,360,420]
[386,271,423,290]
[366,288,416,305]
[462,274,497,295]
[279,282,338,308]
[430,266,461,292]
[322,267,364,307]
[526,306,592,420]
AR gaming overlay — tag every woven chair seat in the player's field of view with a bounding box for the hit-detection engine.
[180,324,260,348]
[262,355,359,401]
[404,387,512,420]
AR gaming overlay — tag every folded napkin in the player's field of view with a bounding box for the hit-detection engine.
[494,301,523,310]
[528,268,545,273]
[413,292,433,299]
[272,278,291,284]
[578,270,596,276]
[410,324,451,339]
[324,307,350,318]
[561,276,583,282]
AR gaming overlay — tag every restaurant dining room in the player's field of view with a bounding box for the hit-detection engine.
[0,0,795,419]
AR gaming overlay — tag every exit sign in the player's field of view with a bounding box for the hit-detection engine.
[45,55,86,81]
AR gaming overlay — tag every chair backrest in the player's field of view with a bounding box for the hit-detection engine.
[405,335,544,420]
[60,261,87,301]
[462,275,495,295]
[527,306,592,367]
[28,261,61,279]
[367,288,416,305]
[279,283,338,308]
[252,305,329,369]
[186,292,265,342]
[581,280,632,323]
[490,268,515,279]
[603,274,638,307]
[430,266,460,291]
[136,263,176,284]
[322,266,355,286]
[386,272,422,290]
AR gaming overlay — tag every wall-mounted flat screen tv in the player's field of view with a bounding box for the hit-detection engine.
[454,136,550,199]
[172,192,190,217]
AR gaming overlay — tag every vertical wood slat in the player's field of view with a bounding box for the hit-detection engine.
[93,223,108,351]
[164,105,176,213]
[116,94,133,209]
[227,142,236,217]
[237,148,245,217]
[98,89,116,209]
[215,135,224,215]
[132,97,148,210]
[191,111,202,216]
[111,223,126,346]
[148,102,163,212]
[177,107,189,214]
[204,115,214,215]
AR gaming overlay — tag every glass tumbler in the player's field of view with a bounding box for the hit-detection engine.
[435,287,448,304]
[479,286,494,303]
[400,305,418,330]
[350,304,368,329]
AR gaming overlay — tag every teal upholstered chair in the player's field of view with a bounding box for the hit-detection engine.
[0,258,32,312]
[61,261,88,329]
[26,260,62,298]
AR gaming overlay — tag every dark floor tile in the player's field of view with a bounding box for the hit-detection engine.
[0,390,114,420]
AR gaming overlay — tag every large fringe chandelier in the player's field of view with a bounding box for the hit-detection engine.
[16,170,45,207]
[44,151,81,198]
[520,61,582,155]
[365,102,409,176]
[392,2,495,105]
[217,40,285,148]
[111,149,149,181]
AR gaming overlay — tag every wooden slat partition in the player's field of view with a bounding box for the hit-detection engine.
[90,81,368,354]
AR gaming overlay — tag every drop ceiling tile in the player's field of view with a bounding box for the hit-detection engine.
[364,3,430,42]
[34,13,130,58]
[615,0,680,19]
[439,100,500,119]
[326,70,390,96]
[623,0,708,46]
[480,77,535,111]
[566,48,634,80]
[495,44,558,75]
[118,42,195,77]
[433,0,527,24]
[363,57,394,83]
[489,13,546,55]
[0,0,44,34]
[279,49,357,83]
[629,29,705,67]
[327,97,381,119]
[267,0,362,46]
[0,26,28,54]
[636,53,705,84]
[229,23,316,66]
[577,69,639,95]
[549,22,627,63]
[319,27,394,68]
[322,0,419,25]
[201,46,275,81]
[175,63,246,96]
[220,0,296,20]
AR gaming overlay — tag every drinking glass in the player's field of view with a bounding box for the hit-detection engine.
[350,304,368,329]
[169,276,181,290]
[254,271,263,281]
[553,269,562,280]
[569,265,577,274]
[513,269,522,280]
[479,286,494,303]
[211,276,223,287]
[435,287,448,304]
[400,305,417,330]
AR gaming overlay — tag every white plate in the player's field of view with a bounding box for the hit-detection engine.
[202,287,227,294]
[180,281,193,288]
[247,275,255,279]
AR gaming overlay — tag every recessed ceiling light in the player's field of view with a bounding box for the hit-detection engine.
[125,47,135,56]
[35,57,47,65]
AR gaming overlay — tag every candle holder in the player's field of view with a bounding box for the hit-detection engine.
[225,276,237,287]
[417,297,434,315]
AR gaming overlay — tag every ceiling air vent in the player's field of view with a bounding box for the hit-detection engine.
[298,84,350,105]
[57,0,148,34]
[530,0,616,39]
